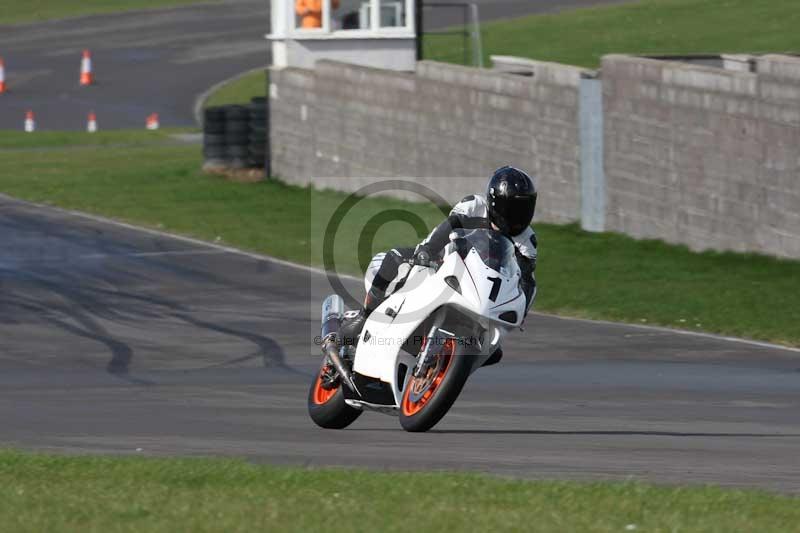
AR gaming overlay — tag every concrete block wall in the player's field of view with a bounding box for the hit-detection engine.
[602,54,800,258]
[754,55,800,258]
[271,54,800,259]
[415,61,586,223]
[270,67,317,185]
[270,59,587,223]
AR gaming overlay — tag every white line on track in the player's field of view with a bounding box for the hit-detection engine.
[533,312,800,355]
[192,65,268,126]
[80,249,229,259]
[0,193,352,280]
[3,192,799,356]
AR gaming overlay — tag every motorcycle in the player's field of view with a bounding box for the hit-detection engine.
[307,228,527,432]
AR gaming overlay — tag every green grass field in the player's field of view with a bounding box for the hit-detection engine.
[426,0,800,67]
[203,70,266,108]
[1,450,798,533]
[1,131,798,346]
[0,0,217,25]
[0,129,192,149]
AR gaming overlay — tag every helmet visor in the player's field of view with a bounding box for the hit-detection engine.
[494,195,536,236]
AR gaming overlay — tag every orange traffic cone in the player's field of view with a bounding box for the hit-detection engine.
[80,49,93,86]
[146,113,160,130]
[24,110,35,132]
[0,58,6,94]
[87,111,98,132]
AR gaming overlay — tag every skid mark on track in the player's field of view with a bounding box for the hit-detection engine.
[1,212,293,381]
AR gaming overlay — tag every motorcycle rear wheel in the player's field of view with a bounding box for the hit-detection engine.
[307,359,362,429]
[399,339,473,432]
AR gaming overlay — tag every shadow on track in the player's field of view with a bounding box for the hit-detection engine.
[345,428,800,438]
[428,429,800,438]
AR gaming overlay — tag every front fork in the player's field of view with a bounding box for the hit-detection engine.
[413,308,447,378]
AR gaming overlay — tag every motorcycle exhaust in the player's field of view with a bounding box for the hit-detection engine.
[321,294,344,341]
[320,295,360,396]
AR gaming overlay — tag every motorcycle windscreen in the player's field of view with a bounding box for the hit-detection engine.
[447,228,519,278]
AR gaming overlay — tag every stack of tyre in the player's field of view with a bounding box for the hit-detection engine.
[224,104,251,169]
[248,97,266,169]
[202,100,267,170]
[202,107,226,168]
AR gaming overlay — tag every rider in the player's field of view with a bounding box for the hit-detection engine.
[341,166,538,365]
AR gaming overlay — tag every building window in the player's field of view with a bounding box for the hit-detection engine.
[377,0,406,28]
[289,0,413,34]
[332,0,363,30]
[294,0,331,30]
[329,0,408,31]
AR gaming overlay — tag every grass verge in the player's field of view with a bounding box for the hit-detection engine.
[1,131,799,346]
[0,128,192,150]
[0,0,217,25]
[202,70,267,108]
[1,450,799,532]
[425,0,800,68]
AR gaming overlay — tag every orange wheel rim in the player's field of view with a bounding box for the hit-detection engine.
[312,368,338,405]
[401,339,455,416]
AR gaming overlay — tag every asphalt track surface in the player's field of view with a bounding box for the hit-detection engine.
[2,194,800,492]
[0,0,632,130]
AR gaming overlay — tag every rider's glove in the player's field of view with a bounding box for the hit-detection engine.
[413,244,432,267]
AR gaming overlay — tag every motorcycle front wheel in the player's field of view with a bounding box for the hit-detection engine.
[307,358,362,429]
[399,339,473,432]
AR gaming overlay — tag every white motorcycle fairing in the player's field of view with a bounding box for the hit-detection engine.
[350,231,526,408]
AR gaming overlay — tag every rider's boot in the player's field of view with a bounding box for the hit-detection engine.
[481,346,503,367]
[339,309,366,346]
[339,291,383,345]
